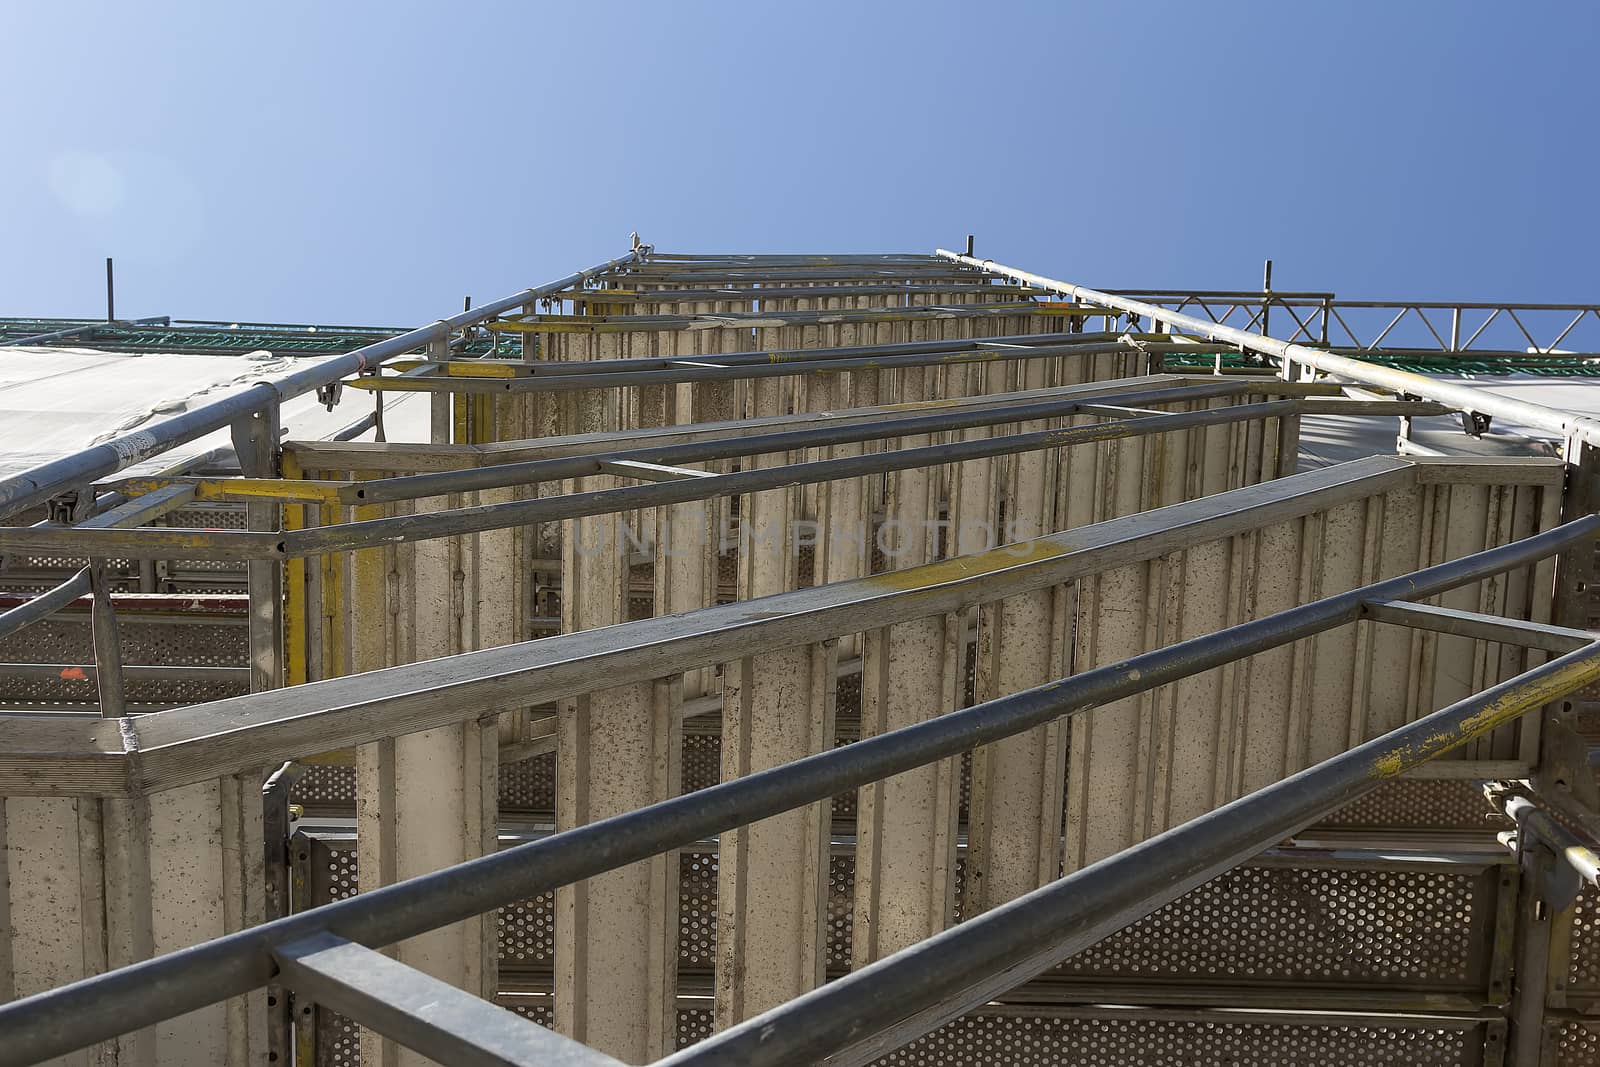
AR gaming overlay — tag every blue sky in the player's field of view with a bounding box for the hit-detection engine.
[2,1,1595,325]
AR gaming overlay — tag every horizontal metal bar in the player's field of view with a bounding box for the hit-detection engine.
[354,339,1173,395]
[330,410,378,442]
[0,570,89,643]
[1500,793,1600,886]
[0,315,171,348]
[274,932,623,1067]
[1295,399,1455,416]
[0,455,1433,794]
[661,643,1600,1067]
[0,663,250,682]
[600,459,716,482]
[562,282,1048,302]
[0,506,1587,1066]
[79,482,197,529]
[346,377,1255,505]
[288,401,1300,557]
[1361,599,1596,654]
[0,527,282,562]
[0,248,643,521]
[0,392,1288,559]
[0,484,199,641]
[1111,289,1337,301]
[936,250,1600,446]
[403,330,1124,377]
[486,301,1078,335]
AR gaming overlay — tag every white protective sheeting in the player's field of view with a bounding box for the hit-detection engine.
[1298,371,1596,469]
[0,346,429,481]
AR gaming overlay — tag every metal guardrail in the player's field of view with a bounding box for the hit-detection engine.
[1109,290,1600,356]
[937,250,1600,450]
[0,510,1595,1066]
[3,249,1598,1066]
[0,247,648,521]
[0,388,1426,564]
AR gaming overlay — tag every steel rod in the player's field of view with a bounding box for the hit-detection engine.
[0,512,1591,1067]
[353,340,1190,395]
[346,378,1256,505]
[0,398,1299,560]
[0,569,90,642]
[388,330,1130,379]
[274,933,624,1067]
[0,663,249,681]
[935,250,1600,446]
[0,316,171,348]
[88,564,126,718]
[287,401,1300,556]
[660,643,1600,1067]
[1360,599,1597,654]
[1501,793,1600,886]
[0,248,646,520]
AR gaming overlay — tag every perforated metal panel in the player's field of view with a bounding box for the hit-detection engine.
[0,615,248,708]
[679,849,717,968]
[293,762,356,809]
[1314,779,1493,832]
[1558,1019,1600,1067]
[827,851,856,971]
[498,891,555,973]
[498,752,556,811]
[867,1010,1490,1067]
[293,835,360,1067]
[499,996,555,1027]
[315,1009,360,1067]
[682,734,720,796]
[676,1005,716,1051]
[1572,883,1600,999]
[161,504,251,582]
[1050,861,1502,996]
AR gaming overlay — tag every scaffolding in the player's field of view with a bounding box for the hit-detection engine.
[0,247,1596,1066]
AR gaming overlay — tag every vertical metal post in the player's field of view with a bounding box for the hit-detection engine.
[105,257,115,323]
[1507,828,1569,1065]
[89,562,126,718]
[233,404,283,693]
[428,336,452,444]
[1261,259,1273,339]
[1320,295,1332,346]
[261,763,299,1067]
[1541,441,1600,812]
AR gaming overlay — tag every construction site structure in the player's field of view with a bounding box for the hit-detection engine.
[0,245,1598,1066]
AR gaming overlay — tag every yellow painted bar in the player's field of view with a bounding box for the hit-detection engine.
[453,391,470,445]
[120,476,346,505]
[444,362,522,379]
[281,453,309,688]
[473,393,493,444]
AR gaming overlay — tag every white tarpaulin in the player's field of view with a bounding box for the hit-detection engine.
[0,346,429,481]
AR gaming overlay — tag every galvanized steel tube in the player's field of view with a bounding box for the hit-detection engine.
[0,513,1592,1067]
[935,249,1600,446]
[0,249,644,519]
[665,642,1600,1067]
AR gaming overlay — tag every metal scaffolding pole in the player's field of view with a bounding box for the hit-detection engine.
[0,512,1591,1067]
[935,249,1600,447]
[0,248,647,520]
